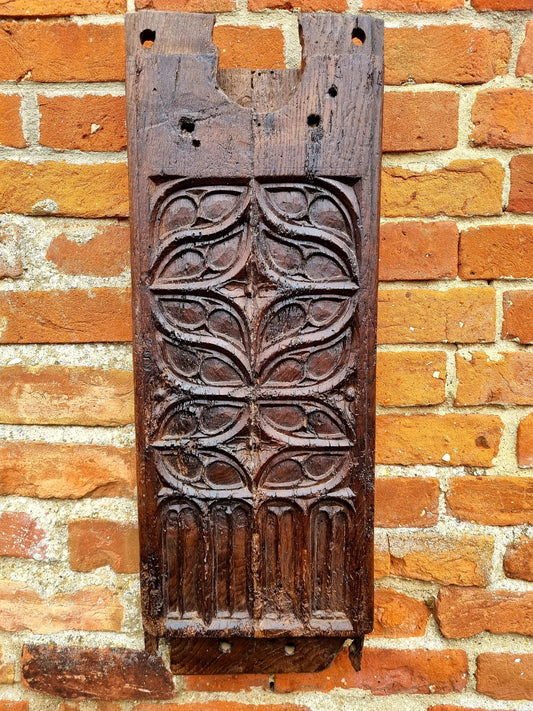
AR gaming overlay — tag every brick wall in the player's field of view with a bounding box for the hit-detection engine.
[0,0,532,709]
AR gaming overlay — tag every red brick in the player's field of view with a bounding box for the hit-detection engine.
[476,653,533,700]
[517,21,533,77]
[21,645,174,700]
[384,533,494,586]
[0,1,125,14]
[504,535,533,581]
[69,519,139,573]
[39,95,126,152]
[471,89,533,148]
[382,160,504,218]
[460,223,533,278]
[0,583,123,633]
[503,290,533,343]
[384,25,510,85]
[376,414,503,467]
[383,91,458,152]
[0,511,47,559]
[183,674,270,692]
[0,288,132,343]
[364,0,462,8]
[518,413,533,467]
[379,221,458,281]
[507,154,533,213]
[0,161,128,217]
[0,22,125,82]
[473,0,533,8]
[0,365,133,425]
[136,0,236,8]
[213,26,285,70]
[249,0,346,8]
[274,647,468,694]
[371,589,430,637]
[456,352,533,406]
[0,95,24,147]
[376,351,446,406]
[46,224,130,277]
[447,476,533,525]
[377,287,496,344]
[435,586,533,638]
[376,477,439,527]
[0,441,135,499]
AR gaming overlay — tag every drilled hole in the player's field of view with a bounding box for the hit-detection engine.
[219,639,232,654]
[192,138,201,147]
[284,643,296,656]
[140,29,155,48]
[181,120,195,133]
[352,27,366,46]
[328,85,338,98]
[307,113,321,128]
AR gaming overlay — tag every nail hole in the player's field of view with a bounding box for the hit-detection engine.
[307,113,321,128]
[181,120,195,133]
[328,85,338,98]
[140,29,155,48]
[219,639,232,654]
[352,27,366,46]
[284,643,296,656]
[192,138,201,147]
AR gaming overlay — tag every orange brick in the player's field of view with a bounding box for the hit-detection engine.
[46,224,130,277]
[507,154,533,213]
[476,653,533,701]
[69,519,139,574]
[0,512,47,559]
[384,25,510,85]
[0,1,125,14]
[0,583,123,633]
[0,704,28,711]
[376,477,439,528]
[136,0,235,8]
[0,441,136,499]
[471,89,533,148]
[376,351,446,406]
[504,535,533,581]
[382,92,458,152]
[382,160,504,218]
[0,365,133,426]
[377,287,496,344]
[436,586,533,638]
[249,0,346,8]
[473,0,533,8]
[447,476,533,525]
[274,647,468,694]
[0,95,24,147]
[0,161,128,217]
[0,22,125,82]
[183,675,270,692]
[460,224,533,279]
[385,533,494,586]
[376,413,503,466]
[456,352,533,406]
[39,95,126,152]
[379,221,458,281]
[213,26,284,70]
[0,288,132,343]
[517,21,533,77]
[371,589,429,638]
[502,290,533,343]
[518,413,533,467]
[364,0,462,8]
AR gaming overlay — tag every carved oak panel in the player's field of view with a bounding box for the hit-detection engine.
[126,10,383,674]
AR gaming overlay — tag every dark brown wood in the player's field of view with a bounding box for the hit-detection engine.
[126,10,383,674]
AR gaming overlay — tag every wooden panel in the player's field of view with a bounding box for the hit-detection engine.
[126,10,383,674]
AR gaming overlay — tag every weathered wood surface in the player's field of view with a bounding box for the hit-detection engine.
[126,10,383,674]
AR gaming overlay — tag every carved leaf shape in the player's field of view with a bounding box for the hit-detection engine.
[259,450,350,493]
[204,460,245,489]
[266,188,307,219]
[259,401,349,445]
[160,196,197,234]
[200,356,246,387]
[261,303,307,347]
[308,196,349,236]
[199,191,242,223]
